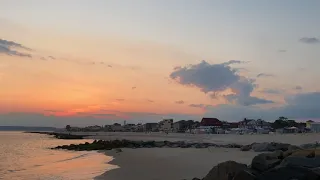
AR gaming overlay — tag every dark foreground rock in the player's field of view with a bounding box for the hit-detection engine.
[200,145,320,180]
[52,139,244,151]
[203,161,247,180]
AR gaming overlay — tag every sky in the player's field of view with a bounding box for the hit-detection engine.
[1,0,320,127]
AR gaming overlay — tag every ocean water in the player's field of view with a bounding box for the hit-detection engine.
[0,131,116,180]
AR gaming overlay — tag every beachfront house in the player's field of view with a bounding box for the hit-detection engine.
[310,122,320,133]
[143,123,158,132]
[238,119,271,133]
[158,119,173,132]
[173,120,198,133]
[198,117,223,134]
[123,124,136,132]
[109,123,125,132]
[83,125,103,132]
[306,120,314,129]
[238,119,256,129]
[66,126,82,132]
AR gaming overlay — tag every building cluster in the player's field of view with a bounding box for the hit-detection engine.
[65,118,320,134]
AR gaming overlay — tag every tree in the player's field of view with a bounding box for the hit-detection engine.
[66,125,71,131]
[271,117,297,129]
[278,116,288,121]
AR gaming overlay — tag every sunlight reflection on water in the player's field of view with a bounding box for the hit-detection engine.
[0,131,116,180]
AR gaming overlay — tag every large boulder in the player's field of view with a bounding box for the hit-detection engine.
[232,169,256,180]
[252,143,271,152]
[240,145,252,151]
[290,149,320,158]
[252,142,291,152]
[257,166,320,180]
[251,151,283,172]
[272,142,291,151]
[203,161,247,180]
[300,142,320,149]
[280,156,320,168]
[154,141,165,147]
[288,144,303,151]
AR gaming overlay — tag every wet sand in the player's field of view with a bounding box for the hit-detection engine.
[95,148,258,180]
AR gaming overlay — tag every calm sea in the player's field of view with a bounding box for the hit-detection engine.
[0,131,116,180]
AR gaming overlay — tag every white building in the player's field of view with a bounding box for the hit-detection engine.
[310,122,320,133]
[158,119,173,132]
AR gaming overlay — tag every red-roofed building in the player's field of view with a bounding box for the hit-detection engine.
[198,118,223,134]
[200,118,223,127]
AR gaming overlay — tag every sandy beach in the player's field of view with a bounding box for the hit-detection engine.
[95,148,258,180]
[56,132,319,180]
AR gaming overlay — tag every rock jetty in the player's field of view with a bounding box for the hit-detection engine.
[52,139,242,150]
[26,131,87,139]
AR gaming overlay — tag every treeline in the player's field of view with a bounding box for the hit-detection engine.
[270,116,310,129]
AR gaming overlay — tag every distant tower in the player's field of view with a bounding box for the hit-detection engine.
[124,120,126,126]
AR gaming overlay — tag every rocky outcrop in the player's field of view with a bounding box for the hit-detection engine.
[198,145,320,180]
[26,131,87,139]
[52,140,244,151]
[251,151,284,172]
[250,142,291,152]
[203,161,247,180]
[53,134,86,139]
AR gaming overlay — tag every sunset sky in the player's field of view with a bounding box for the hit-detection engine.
[1,0,320,127]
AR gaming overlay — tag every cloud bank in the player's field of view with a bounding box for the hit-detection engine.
[170,60,274,106]
[205,92,320,121]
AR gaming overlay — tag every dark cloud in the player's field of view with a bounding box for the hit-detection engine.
[170,60,273,106]
[108,65,113,68]
[132,86,136,90]
[175,100,185,104]
[0,38,32,58]
[294,86,303,90]
[0,39,31,50]
[260,88,282,94]
[223,80,274,106]
[147,99,154,103]
[0,45,32,58]
[221,60,245,66]
[189,104,212,109]
[299,37,320,44]
[170,60,241,92]
[206,92,320,121]
[257,73,274,78]
[40,57,47,60]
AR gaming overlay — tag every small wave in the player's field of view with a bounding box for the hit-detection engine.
[55,153,91,163]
